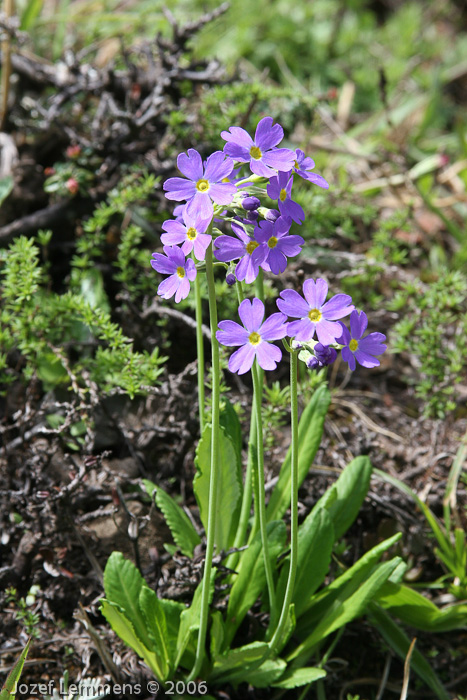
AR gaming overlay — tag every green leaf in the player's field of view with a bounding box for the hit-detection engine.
[243,658,287,688]
[194,423,242,550]
[297,533,402,621]
[369,604,450,700]
[103,552,156,654]
[20,0,44,30]
[0,639,30,700]
[225,521,287,648]
[100,600,163,679]
[0,176,14,208]
[275,506,334,619]
[376,582,467,632]
[321,456,372,540]
[291,555,403,663]
[138,587,171,679]
[272,666,326,689]
[220,398,243,468]
[143,480,201,557]
[210,611,225,660]
[267,385,330,522]
[211,641,269,680]
[175,569,216,670]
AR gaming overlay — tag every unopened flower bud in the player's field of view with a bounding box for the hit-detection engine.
[247,210,259,222]
[264,208,280,222]
[66,145,81,159]
[241,196,261,211]
[314,343,337,366]
[226,272,236,286]
[66,177,79,195]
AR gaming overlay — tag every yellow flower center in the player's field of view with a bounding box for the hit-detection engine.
[249,331,261,345]
[196,179,210,192]
[349,339,358,352]
[279,188,287,202]
[308,308,322,323]
[294,159,299,169]
[250,146,262,160]
[186,226,197,241]
[246,240,259,255]
[176,266,185,279]
[221,177,230,183]
[268,236,278,248]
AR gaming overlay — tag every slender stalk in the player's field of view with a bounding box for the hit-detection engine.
[251,359,276,613]
[193,257,205,433]
[268,349,299,652]
[188,236,220,681]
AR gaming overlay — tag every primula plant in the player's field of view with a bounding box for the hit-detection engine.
[100,118,465,697]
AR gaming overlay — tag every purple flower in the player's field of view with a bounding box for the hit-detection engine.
[306,343,337,369]
[216,298,288,374]
[161,209,211,261]
[163,149,237,220]
[293,149,329,189]
[337,311,387,371]
[221,117,295,179]
[277,278,354,344]
[254,217,304,275]
[213,222,266,284]
[151,246,196,303]
[267,171,305,224]
[241,195,261,211]
[173,204,185,220]
[263,208,280,222]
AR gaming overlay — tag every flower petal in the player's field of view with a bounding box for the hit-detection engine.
[322,294,354,321]
[214,235,246,262]
[177,149,203,181]
[217,320,250,346]
[204,151,234,182]
[259,312,288,341]
[255,117,283,151]
[157,274,179,299]
[221,126,255,150]
[163,178,197,201]
[262,148,296,172]
[255,341,282,371]
[287,318,315,342]
[341,346,356,370]
[151,253,176,275]
[277,289,310,318]
[185,192,213,220]
[174,276,191,303]
[238,297,264,332]
[350,310,368,339]
[208,182,237,205]
[228,343,256,375]
[315,319,342,345]
[358,333,387,355]
[303,278,328,309]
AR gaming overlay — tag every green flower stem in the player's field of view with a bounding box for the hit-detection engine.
[268,349,299,652]
[189,236,220,682]
[193,254,205,433]
[251,359,276,614]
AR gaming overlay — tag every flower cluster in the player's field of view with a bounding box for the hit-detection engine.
[151,116,386,374]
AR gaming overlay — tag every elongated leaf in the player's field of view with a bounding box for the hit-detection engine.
[374,469,453,559]
[159,598,185,662]
[290,557,403,663]
[210,611,225,660]
[211,641,269,679]
[322,456,372,540]
[100,600,163,678]
[103,552,155,653]
[298,533,402,621]
[139,586,171,679]
[267,385,330,522]
[243,658,287,688]
[194,424,242,550]
[275,506,334,620]
[0,639,30,700]
[272,666,326,689]
[175,569,216,669]
[376,582,467,632]
[369,604,450,700]
[220,398,243,468]
[143,479,201,557]
[20,0,43,30]
[225,521,286,648]
[0,176,14,208]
